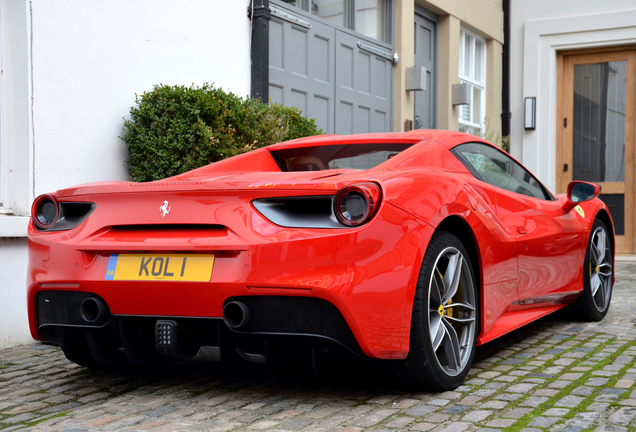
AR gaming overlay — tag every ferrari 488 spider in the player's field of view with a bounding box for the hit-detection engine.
[27,130,614,390]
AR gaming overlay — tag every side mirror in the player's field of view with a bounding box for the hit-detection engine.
[563,181,600,213]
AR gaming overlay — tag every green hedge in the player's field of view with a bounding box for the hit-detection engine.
[122,83,322,182]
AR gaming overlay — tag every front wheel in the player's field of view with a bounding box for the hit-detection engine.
[397,231,478,390]
[567,219,613,321]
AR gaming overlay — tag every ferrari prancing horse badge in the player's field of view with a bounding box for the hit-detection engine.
[160,200,171,219]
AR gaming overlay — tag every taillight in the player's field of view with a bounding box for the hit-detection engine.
[334,182,382,227]
[32,194,59,230]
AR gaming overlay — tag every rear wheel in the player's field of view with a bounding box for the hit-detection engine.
[568,219,613,321]
[398,231,478,390]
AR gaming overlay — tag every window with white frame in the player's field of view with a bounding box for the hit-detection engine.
[458,28,486,137]
[278,0,392,44]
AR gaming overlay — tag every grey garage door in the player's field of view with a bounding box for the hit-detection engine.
[269,3,393,134]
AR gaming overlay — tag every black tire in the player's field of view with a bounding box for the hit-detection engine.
[61,336,100,369]
[396,231,479,390]
[61,334,128,371]
[567,219,613,321]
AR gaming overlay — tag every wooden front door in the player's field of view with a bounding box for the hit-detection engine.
[557,48,636,254]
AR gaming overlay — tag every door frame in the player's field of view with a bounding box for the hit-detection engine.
[556,46,636,254]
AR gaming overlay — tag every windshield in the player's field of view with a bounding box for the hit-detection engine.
[270,143,413,172]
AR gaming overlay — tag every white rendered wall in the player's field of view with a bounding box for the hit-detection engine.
[31,0,251,194]
[510,0,636,192]
[0,239,30,348]
[0,0,251,349]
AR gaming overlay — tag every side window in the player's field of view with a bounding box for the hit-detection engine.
[452,143,553,200]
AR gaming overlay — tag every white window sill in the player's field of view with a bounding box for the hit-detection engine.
[0,216,29,237]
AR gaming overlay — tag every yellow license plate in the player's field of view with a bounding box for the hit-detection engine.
[105,254,214,282]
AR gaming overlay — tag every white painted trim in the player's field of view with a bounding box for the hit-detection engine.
[0,0,33,219]
[517,9,636,191]
[0,216,29,237]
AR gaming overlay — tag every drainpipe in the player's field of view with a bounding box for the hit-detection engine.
[249,0,271,103]
[501,0,511,137]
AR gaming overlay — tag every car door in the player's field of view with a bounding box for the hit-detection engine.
[495,188,586,304]
[453,142,586,304]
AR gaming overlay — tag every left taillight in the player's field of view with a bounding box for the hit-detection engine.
[31,195,95,231]
[32,194,59,230]
[333,182,382,227]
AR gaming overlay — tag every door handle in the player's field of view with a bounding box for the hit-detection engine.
[415,115,422,129]
[518,226,528,235]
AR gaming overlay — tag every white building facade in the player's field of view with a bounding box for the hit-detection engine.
[0,0,251,348]
[510,0,636,254]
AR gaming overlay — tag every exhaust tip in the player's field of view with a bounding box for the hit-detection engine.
[223,301,252,329]
[80,297,108,323]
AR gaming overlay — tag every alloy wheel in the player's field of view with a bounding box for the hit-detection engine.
[589,226,612,312]
[428,247,477,377]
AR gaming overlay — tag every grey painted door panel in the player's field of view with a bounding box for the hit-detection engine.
[414,12,437,129]
[269,15,335,133]
[335,31,392,135]
[269,2,393,135]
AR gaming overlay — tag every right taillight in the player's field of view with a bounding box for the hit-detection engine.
[32,194,59,230]
[333,182,382,227]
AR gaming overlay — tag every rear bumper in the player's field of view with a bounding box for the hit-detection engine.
[35,291,365,366]
[27,203,433,360]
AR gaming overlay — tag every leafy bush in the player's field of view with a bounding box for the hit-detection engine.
[122,83,322,182]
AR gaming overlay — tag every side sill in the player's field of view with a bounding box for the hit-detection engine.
[477,305,563,345]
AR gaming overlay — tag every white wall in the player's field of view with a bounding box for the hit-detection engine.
[0,0,251,349]
[510,0,636,192]
[31,0,251,194]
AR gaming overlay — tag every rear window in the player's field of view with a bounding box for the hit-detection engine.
[270,143,413,172]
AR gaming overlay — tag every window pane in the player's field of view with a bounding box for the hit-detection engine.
[472,86,482,125]
[355,0,387,42]
[312,0,348,28]
[270,143,413,171]
[458,124,481,137]
[461,100,471,123]
[573,60,627,183]
[280,0,301,7]
[463,33,471,77]
[454,143,550,200]
[474,39,483,81]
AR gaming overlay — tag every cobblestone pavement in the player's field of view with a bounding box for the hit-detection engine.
[2,262,636,432]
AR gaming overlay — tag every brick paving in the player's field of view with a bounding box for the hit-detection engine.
[2,261,636,431]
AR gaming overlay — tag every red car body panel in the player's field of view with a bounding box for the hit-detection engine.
[27,130,615,361]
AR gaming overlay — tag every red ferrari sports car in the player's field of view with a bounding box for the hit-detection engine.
[27,130,614,390]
